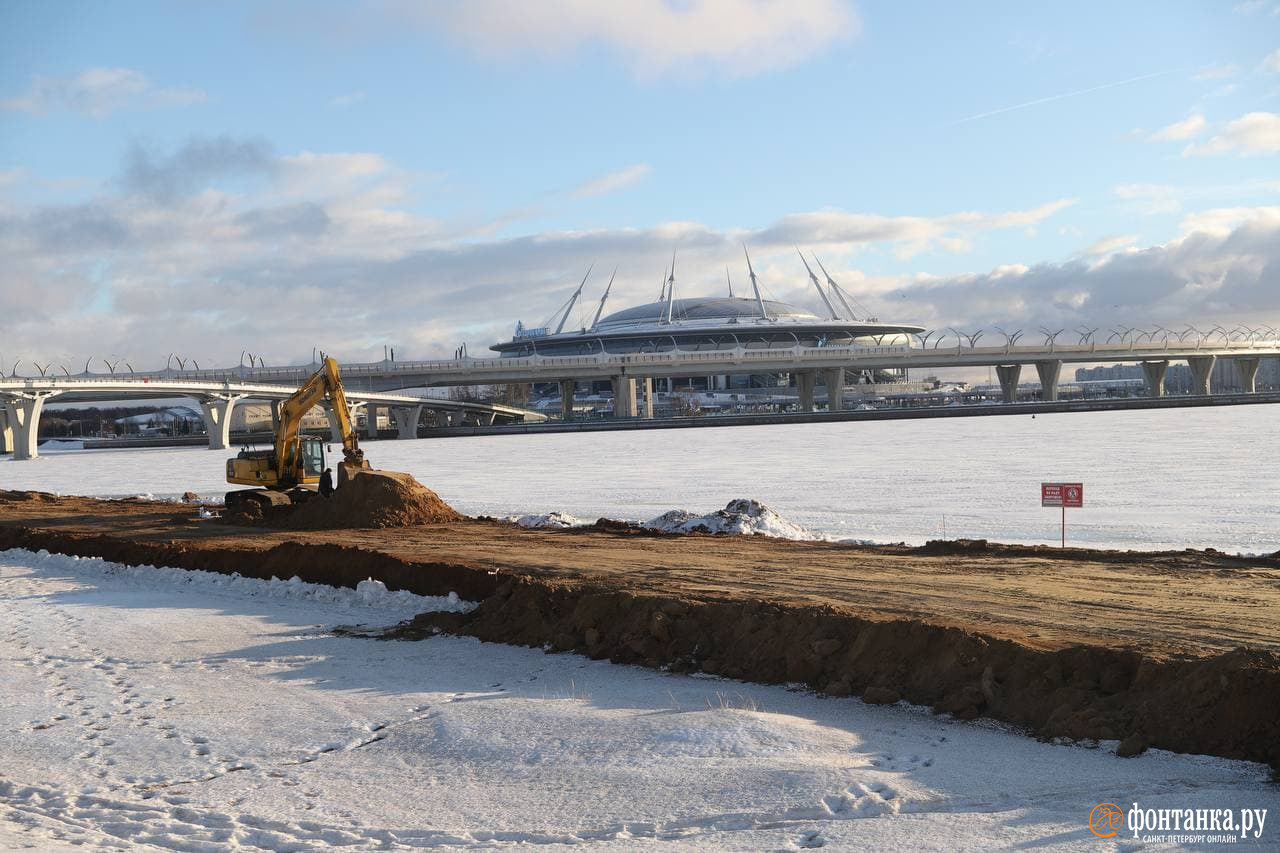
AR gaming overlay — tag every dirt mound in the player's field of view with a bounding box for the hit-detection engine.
[918,538,992,555]
[0,490,57,503]
[277,470,463,530]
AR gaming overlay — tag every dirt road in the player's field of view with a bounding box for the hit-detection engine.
[1,490,1276,657]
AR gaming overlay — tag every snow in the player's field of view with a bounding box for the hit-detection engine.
[645,498,821,540]
[0,550,472,620]
[5,404,1278,552]
[508,511,589,529]
[510,500,820,540]
[35,439,85,450]
[3,546,1276,850]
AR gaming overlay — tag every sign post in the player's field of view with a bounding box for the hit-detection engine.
[1041,482,1083,547]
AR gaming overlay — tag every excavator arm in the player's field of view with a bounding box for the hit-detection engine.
[227,356,367,492]
[273,357,364,479]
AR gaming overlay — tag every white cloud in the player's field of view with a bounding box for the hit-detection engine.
[1081,234,1138,256]
[883,208,1280,331]
[331,91,367,108]
[1192,63,1239,81]
[1113,183,1182,215]
[1,68,206,118]
[1265,49,1280,73]
[1180,206,1280,235]
[0,137,1087,368]
[756,199,1075,259]
[394,0,859,77]
[1184,112,1280,156]
[572,163,652,198]
[1149,114,1207,141]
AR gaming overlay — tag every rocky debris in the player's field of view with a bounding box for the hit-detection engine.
[225,500,264,525]
[1116,733,1150,758]
[181,491,200,503]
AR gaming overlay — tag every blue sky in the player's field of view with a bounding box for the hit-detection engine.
[2,0,1278,368]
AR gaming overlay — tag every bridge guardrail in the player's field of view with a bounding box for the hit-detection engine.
[8,340,1278,388]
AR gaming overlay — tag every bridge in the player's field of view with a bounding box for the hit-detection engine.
[0,378,544,460]
[5,328,1277,459]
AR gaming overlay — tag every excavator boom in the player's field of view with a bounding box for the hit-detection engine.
[226,357,368,495]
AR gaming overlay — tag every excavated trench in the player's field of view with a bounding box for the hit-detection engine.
[3,520,1277,774]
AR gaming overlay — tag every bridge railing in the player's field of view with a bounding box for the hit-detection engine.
[14,338,1278,388]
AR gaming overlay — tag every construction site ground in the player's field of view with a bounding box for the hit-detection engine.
[2,490,1278,771]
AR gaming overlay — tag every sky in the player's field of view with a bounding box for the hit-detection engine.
[2,0,1279,371]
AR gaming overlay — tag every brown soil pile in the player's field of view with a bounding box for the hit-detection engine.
[0,490,56,503]
[277,470,463,530]
[399,580,1280,772]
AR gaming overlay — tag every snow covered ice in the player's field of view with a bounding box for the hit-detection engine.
[6,404,1278,552]
[2,547,1278,850]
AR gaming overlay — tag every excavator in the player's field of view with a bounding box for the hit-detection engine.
[225,356,371,511]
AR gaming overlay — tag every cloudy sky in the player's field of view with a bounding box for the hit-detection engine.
[2,0,1279,371]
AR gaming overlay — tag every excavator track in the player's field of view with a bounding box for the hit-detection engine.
[224,488,293,513]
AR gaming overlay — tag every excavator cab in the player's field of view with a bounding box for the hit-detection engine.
[298,436,324,480]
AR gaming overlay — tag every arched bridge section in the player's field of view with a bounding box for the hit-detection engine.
[0,378,544,460]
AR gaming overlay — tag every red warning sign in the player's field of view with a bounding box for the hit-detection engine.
[1041,482,1084,507]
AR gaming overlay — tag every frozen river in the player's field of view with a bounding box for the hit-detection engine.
[4,404,1278,553]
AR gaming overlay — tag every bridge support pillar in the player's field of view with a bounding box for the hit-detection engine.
[363,405,380,439]
[643,378,654,419]
[4,394,57,460]
[392,405,422,439]
[1034,360,1062,402]
[1235,357,1260,393]
[199,395,244,451]
[995,364,1021,403]
[269,400,281,435]
[1188,355,1216,396]
[559,379,575,422]
[796,371,816,412]
[1141,360,1168,397]
[0,407,12,455]
[612,375,637,418]
[823,368,844,412]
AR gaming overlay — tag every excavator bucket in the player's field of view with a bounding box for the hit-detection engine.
[337,458,372,488]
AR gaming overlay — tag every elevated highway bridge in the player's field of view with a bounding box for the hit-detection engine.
[4,332,1277,459]
[0,378,544,460]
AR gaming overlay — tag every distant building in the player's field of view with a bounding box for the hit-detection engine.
[1075,356,1279,393]
[231,403,333,433]
[114,405,202,436]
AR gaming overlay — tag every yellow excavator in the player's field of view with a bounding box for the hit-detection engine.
[225,357,371,510]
